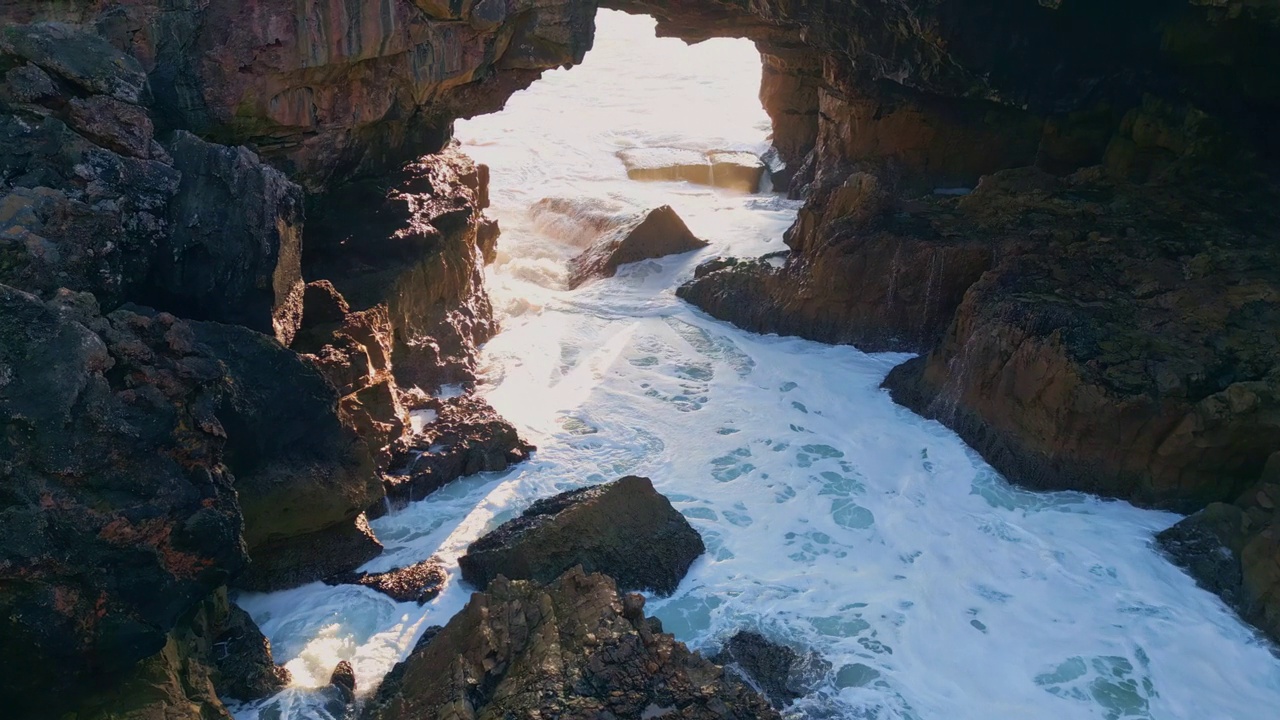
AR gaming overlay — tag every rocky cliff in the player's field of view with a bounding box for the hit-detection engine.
[1,1,588,716]
[3,0,1280,715]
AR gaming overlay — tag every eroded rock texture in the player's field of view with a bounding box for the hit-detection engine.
[0,287,244,716]
[361,568,780,720]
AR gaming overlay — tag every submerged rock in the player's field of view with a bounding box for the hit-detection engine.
[325,558,447,605]
[361,568,780,720]
[567,204,708,288]
[712,631,830,708]
[459,476,705,595]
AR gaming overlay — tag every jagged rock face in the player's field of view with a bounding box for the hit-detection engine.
[0,286,245,717]
[306,145,500,390]
[459,476,705,595]
[1,24,307,343]
[679,172,993,352]
[881,167,1280,511]
[361,568,780,720]
[1,0,598,191]
[381,392,535,511]
[189,321,383,553]
[567,204,708,288]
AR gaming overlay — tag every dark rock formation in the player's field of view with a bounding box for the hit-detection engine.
[294,282,410,471]
[711,631,830,709]
[678,171,991,352]
[1158,452,1280,640]
[190,321,384,561]
[234,514,385,593]
[567,204,708,288]
[360,568,780,720]
[149,131,305,344]
[0,286,244,716]
[325,558,448,605]
[381,392,535,512]
[881,167,1280,512]
[70,589,288,720]
[306,145,502,390]
[459,476,705,595]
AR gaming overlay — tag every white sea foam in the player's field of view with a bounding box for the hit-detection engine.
[232,11,1280,719]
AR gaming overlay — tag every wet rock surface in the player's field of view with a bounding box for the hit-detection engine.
[234,514,385,593]
[381,392,535,512]
[1158,452,1280,640]
[711,631,829,709]
[361,568,780,720]
[459,476,705,595]
[325,558,448,605]
[567,204,708,288]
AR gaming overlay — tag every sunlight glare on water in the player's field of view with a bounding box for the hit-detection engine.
[233,11,1280,720]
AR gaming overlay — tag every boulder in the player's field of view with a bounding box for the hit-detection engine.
[0,286,244,717]
[567,204,708,289]
[360,568,780,720]
[711,631,830,708]
[381,392,535,512]
[325,558,448,605]
[458,476,705,596]
[708,151,767,192]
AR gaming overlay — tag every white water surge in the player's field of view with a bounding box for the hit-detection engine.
[234,11,1280,720]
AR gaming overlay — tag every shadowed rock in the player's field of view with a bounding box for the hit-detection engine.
[360,568,780,720]
[712,631,830,708]
[459,476,705,595]
[1158,452,1280,640]
[235,514,384,593]
[567,204,708,288]
[325,558,447,605]
[617,147,766,192]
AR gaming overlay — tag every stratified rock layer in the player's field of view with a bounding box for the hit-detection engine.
[361,568,780,720]
[459,476,705,595]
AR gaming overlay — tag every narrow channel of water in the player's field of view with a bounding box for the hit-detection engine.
[234,11,1280,719]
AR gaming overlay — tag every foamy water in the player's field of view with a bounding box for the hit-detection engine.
[232,11,1280,719]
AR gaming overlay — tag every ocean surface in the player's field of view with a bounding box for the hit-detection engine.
[233,11,1280,719]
